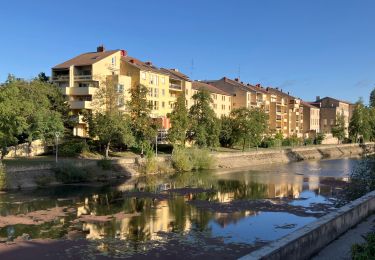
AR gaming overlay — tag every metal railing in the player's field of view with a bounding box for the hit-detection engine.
[169,83,182,90]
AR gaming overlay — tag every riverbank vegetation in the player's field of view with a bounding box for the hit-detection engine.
[351,231,375,259]
[1,74,375,179]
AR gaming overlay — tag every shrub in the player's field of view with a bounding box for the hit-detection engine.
[54,162,92,183]
[260,137,276,148]
[0,163,7,190]
[190,148,214,170]
[304,138,314,145]
[171,147,214,172]
[171,147,192,172]
[352,232,375,259]
[97,158,112,170]
[59,140,89,157]
[315,133,325,145]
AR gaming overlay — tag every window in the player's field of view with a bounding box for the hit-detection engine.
[149,88,153,97]
[117,84,124,93]
[149,74,154,85]
[161,77,165,84]
[186,89,189,95]
[323,119,327,126]
[112,57,116,66]
[155,75,159,85]
[141,72,146,80]
[222,96,225,101]
[154,88,158,97]
[162,89,165,96]
[213,104,217,109]
[330,119,334,125]
[162,101,165,108]
[222,104,225,110]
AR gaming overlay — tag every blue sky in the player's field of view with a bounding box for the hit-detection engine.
[1,0,375,103]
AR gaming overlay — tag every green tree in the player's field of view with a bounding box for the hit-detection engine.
[168,93,189,146]
[89,113,134,158]
[230,107,268,151]
[370,88,375,108]
[219,116,235,147]
[36,72,50,82]
[128,84,158,148]
[188,89,220,148]
[349,99,371,142]
[331,113,346,144]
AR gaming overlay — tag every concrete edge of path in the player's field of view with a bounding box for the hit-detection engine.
[238,190,375,260]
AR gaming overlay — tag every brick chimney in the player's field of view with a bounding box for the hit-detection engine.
[316,96,320,101]
[97,45,105,52]
[234,78,239,82]
[170,68,179,72]
[145,61,153,66]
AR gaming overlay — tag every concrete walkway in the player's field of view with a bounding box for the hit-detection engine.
[312,214,375,260]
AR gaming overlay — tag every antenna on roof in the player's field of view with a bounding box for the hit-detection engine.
[190,59,195,79]
[238,64,241,80]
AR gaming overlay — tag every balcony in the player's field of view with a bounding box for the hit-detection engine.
[74,75,93,81]
[169,83,182,91]
[65,87,98,96]
[69,101,92,110]
[52,75,69,81]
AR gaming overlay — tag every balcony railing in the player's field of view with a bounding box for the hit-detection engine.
[74,75,93,81]
[169,83,182,90]
[52,75,69,81]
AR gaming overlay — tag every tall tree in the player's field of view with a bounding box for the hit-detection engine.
[168,93,189,146]
[87,76,134,157]
[128,84,157,147]
[349,99,371,142]
[370,88,375,108]
[331,112,346,144]
[219,116,235,147]
[230,107,268,151]
[89,113,134,158]
[188,89,220,148]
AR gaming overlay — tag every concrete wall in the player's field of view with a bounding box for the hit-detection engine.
[214,143,374,169]
[239,190,375,260]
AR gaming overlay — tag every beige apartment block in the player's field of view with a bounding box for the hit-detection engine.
[266,88,304,137]
[311,97,353,137]
[121,56,192,130]
[52,46,192,136]
[301,101,320,137]
[52,46,130,136]
[191,81,232,118]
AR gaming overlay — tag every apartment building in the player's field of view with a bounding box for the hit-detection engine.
[311,97,353,137]
[301,101,320,137]
[191,81,232,117]
[121,56,192,129]
[52,46,130,136]
[52,46,192,136]
[266,88,304,137]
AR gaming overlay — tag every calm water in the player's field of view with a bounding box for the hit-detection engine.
[0,158,360,259]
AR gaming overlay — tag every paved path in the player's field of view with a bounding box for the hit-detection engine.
[312,214,375,260]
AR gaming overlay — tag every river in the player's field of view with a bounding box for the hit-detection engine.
[0,158,360,259]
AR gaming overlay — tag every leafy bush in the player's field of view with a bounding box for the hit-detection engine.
[54,162,92,183]
[315,133,325,145]
[282,135,301,146]
[344,157,375,201]
[0,163,7,190]
[97,158,112,170]
[352,232,375,259]
[171,147,192,172]
[59,139,89,157]
[304,138,314,145]
[190,148,214,170]
[260,137,276,148]
[171,147,214,172]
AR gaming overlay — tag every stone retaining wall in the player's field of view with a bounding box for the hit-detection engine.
[239,190,375,260]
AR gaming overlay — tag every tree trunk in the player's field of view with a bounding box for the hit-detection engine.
[242,139,246,152]
[105,141,110,158]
